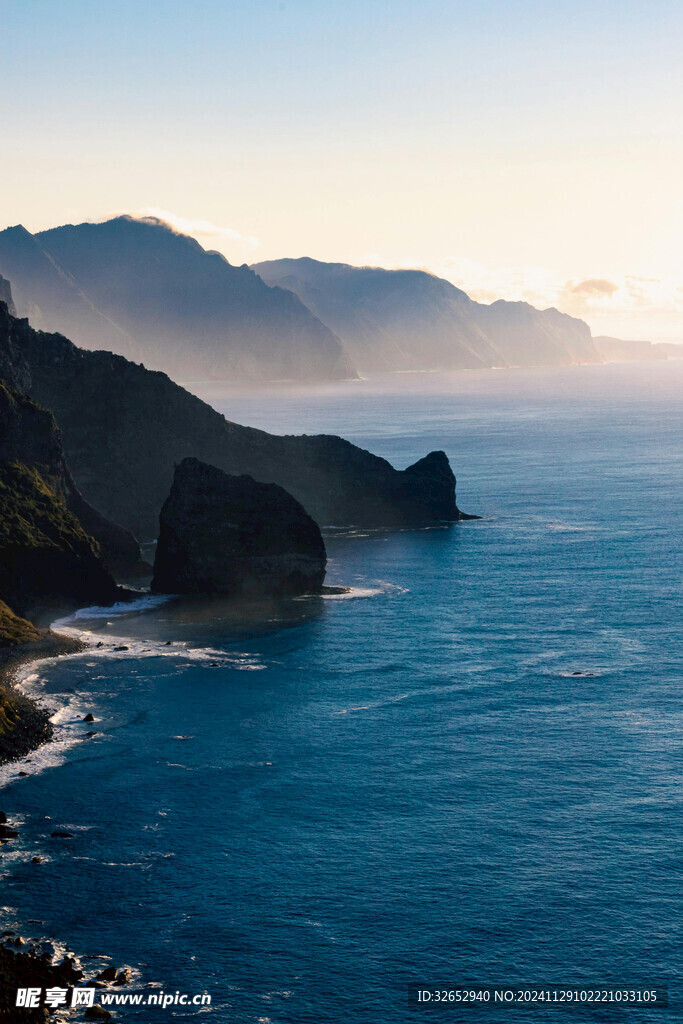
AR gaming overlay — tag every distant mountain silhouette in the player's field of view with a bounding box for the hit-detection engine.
[1,222,604,380]
[253,258,601,371]
[0,225,140,359]
[594,336,683,362]
[0,218,356,382]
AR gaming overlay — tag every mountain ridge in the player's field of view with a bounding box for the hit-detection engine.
[0,218,357,383]
[0,224,141,360]
[253,256,601,371]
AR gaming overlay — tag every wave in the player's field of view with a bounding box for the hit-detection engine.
[52,593,173,625]
[322,581,409,600]
[0,665,106,791]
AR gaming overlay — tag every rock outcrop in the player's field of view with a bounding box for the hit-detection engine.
[253,257,602,371]
[152,458,327,596]
[0,302,466,539]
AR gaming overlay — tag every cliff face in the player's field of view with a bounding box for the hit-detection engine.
[0,341,145,577]
[0,461,119,618]
[0,382,121,618]
[253,258,602,371]
[0,218,357,382]
[152,458,327,596]
[475,301,597,367]
[0,275,15,316]
[0,376,74,501]
[0,304,465,540]
[253,260,498,371]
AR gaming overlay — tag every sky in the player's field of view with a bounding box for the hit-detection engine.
[2,0,683,339]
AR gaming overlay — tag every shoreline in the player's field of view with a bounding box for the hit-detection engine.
[0,631,86,768]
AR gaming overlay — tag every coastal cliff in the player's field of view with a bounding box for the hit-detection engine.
[0,302,467,540]
[0,378,125,761]
[152,458,327,595]
[0,459,118,618]
[0,366,145,577]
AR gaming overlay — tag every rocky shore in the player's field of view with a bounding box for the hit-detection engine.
[0,629,84,766]
[0,923,132,1021]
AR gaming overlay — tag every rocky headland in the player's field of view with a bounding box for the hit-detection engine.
[0,286,470,766]
[0,274,472,763]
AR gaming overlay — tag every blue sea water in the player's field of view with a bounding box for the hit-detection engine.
[2,361,681,1023]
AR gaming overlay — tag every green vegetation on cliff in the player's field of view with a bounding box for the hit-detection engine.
[0,460,118,618]
[0,600,41,647]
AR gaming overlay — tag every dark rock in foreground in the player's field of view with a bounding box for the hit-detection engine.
[0,935,88,1022]
[152,458,327,596]
[96,965,118,982]
[0,458,120,618]
[85,1006,112,1019]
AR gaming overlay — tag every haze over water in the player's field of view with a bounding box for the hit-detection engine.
[2,361,681,1022]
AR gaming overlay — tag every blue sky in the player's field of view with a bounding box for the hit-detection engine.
[2,0,683,337]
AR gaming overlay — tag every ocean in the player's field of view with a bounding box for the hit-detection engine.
[2,361,681,1022]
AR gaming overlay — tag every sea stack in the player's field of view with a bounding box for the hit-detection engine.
[152,458,327,596]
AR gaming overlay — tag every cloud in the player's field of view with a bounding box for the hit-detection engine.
[130,208,260,252]
[570,278,618,297]
[431,257,683,340]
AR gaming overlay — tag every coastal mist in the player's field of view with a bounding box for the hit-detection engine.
[2,361,681,1022]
